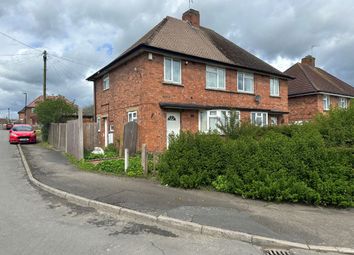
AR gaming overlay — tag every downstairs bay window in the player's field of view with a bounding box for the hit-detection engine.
[251,112,268,127]
[199,110,240,132]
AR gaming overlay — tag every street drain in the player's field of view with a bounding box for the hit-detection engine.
[264,249,290,255]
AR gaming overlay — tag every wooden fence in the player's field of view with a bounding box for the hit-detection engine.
[48,110,98,159]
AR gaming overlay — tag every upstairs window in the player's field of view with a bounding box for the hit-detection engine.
[251,112,268,127]
[270,78,280,96]
[206,66,225,90]
[323,95,330,111]
[103,74,110,90]
[164,57,181,84]
[237,72,254,93]
[339,97,348,109]
[128,111,137,122]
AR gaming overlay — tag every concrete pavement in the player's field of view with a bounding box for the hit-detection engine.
[18,135,354,250]
[0,129,268,255]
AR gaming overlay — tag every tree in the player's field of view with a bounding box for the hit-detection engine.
[35,97,77,141]
[82,104,94,116]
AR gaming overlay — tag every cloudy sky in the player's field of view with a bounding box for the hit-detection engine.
[0,0,353,119]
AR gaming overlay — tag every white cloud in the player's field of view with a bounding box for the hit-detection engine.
[0,0,353,119]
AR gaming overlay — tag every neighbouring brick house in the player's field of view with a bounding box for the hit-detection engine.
[18,95,75,125]
[285,55,354,123]
[87,9,292,152]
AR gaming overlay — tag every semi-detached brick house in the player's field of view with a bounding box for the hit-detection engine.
[87,9,292,152]
[285,55,354,123]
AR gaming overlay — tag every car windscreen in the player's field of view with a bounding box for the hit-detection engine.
[12,126,33,131]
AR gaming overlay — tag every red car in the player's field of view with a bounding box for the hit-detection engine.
[9,124,36,144]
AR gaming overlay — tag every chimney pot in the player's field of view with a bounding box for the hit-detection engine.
[182,9,200,27]
[301,55,316,67]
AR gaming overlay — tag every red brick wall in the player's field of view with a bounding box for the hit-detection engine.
[288,94,350,123]
[94,52,289,152]
[94,54,145,149]
[288,95,320,122]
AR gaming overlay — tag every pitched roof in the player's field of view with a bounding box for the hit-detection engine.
[285,63,354,97]
[25,95,74,109]
[88,16,290,80]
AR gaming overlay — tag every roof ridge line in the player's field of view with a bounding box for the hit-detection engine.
[298,63,319,91]
[145,17,169,44]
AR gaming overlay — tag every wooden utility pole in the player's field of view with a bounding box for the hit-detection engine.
[43,50,47,100]
[23,92,27,124]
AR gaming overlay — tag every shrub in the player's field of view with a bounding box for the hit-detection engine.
[159,132,226,188]
[314,100,354,147]
[94,157,144,177]
[158,125,354,207]
[95,160,124,174]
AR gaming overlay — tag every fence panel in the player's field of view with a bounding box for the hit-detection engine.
[47,110,97,160]
[83,122,98,152]
[58,123,67,151]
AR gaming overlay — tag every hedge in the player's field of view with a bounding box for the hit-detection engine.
[158,123,353,207]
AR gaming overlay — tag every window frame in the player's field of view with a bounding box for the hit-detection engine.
[323,95,330,111]
[251,112,268,127]
[103,74,110,90]
[128,111,138,122]
[205,66,226,90]
[97,116,101,132]
[199,110,240,132]
[237,72,254,94]
[164,57,182,84]
[270,116,278,126]
[339,97,348,109]
[270,78,280,97]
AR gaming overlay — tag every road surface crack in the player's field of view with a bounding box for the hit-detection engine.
[151,241,165,255]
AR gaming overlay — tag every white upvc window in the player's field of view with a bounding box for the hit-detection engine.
[270,116,278,126]
[339,97,348,109]
[237,72,254,93]
[323,95,330,111]
[199,110,240,132]
[97,116,101,132]
[128,111,137,122]
[251,112,268,127]
[103,74,110,90]
[270,78,280,96]
[206,66,225,90]
[164,57,181,84]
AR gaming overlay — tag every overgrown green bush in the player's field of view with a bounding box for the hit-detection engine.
[314,100,354,147]
[158,116,354,207]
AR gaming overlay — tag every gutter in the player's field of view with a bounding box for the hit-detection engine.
[159,102,289,114]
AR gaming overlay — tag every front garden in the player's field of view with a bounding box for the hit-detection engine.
[158,103,354,207]
[67,102,353,208]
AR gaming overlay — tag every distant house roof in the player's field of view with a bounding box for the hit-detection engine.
[18,95,74,113]
[87,12,291,81]
[285,57,354,98]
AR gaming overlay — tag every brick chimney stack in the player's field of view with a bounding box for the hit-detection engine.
[301,55,316,67]
[182,9,200,27]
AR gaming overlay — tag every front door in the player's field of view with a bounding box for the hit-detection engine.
[166,112,180,147]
